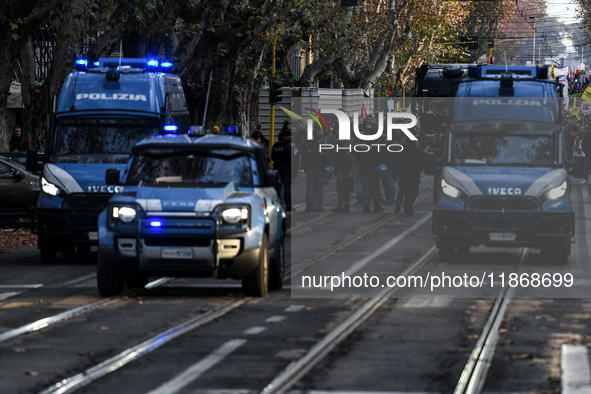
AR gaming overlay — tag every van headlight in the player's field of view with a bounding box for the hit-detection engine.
[441,178,462,198]
[545,181,567,200]
[41,177,61,196]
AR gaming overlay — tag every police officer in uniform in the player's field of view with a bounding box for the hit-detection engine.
[271,128,294,211]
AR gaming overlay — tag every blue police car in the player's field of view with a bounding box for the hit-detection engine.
[96,129,286,297]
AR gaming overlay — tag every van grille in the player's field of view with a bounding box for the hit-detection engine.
[466,196,540,212]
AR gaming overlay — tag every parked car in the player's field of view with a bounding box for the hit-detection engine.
[96,129,286,297]
[0,155,40,217]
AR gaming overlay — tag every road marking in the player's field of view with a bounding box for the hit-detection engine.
[40,299,244,393]
[147,339,246,394]
[266,315,286,323]
[243,326,266,335]
[401,297,452,308]
[561,344,591,394]
[0,292,20,302]
[0,284,43,289]
[285,305,306,312]
[343,213,432,277]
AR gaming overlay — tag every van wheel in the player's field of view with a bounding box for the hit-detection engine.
[39,237,56,264]
[541,239,570,264]
[242,234,269,297]
[437,240,454,262]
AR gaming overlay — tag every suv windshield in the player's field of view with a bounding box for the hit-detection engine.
[451,133,555,166]
[126,149,253,187]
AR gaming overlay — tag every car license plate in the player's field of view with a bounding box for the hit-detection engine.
[161,248,193,259]
[88,231,99,240]
[489,232,516,241]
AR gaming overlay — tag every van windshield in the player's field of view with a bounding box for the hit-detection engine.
[451,133,556,167]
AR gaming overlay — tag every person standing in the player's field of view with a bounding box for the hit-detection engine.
[333,148,354,212]
[9,125,25,151]
[396,137,423,216]
[271,128,294,211]
[303,132,331,212]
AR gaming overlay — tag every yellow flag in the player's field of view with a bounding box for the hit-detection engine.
[581,86,591,105]
[550,63,555,79]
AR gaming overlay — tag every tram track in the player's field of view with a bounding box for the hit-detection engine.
[454,248,528,394]
[17,188,437,393]
[286,190,432,278]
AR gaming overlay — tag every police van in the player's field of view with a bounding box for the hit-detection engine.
[31,57,190,263]
[431,65,574,262]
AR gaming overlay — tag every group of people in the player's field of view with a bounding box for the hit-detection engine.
[567,112,591,181]
[255,117,425,217]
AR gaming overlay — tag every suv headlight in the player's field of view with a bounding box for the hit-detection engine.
[41,177,61,196]
[222,207,249,224]
[545,180,567,200]
[441,178,462,198]
[216,204,250,229]
[112,206,137,223]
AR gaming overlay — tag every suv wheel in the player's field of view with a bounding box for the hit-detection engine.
[242,233,269,297]
[269,230,285,290]
[97,254,125,297]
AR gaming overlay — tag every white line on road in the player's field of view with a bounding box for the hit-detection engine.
[147,339,246,394]
[243,326,267,335]
[0,284,43,289]
[343,213,432,277]
[266,315,286,323]
[561,344,591,394]
[0,292,20,302]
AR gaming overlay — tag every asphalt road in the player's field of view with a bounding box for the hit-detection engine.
[0,173,589,393]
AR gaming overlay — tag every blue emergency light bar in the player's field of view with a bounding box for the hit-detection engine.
[468,65,550,80]
[225,125,242,136]
[75,58,88,71]
[163,124,179,132]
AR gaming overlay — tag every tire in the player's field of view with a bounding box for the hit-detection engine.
[541,238,570,264]
[97,255,125,297]
[242,233,269,297]
[39,236,56,264]
[437,240,454,262]
[126,276,149,290]
[269,230,285,291]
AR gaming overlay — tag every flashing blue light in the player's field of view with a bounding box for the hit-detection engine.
[75,58,88,71]
[163,124,179,132]
[225,125,242,136]
[161,61,173,69]
[150,220,162,227]
[147,59,159,68]
[93,61,99,67]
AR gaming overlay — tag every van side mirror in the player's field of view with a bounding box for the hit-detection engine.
[105,169,121,185]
